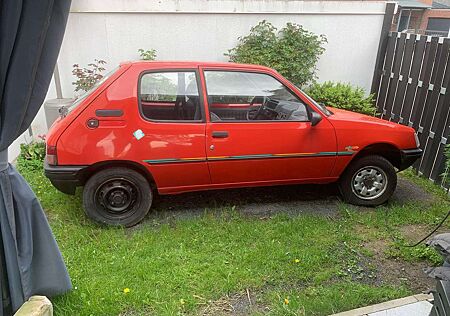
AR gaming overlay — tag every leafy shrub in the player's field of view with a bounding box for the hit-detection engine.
[72,59,107,92]
[443,145,450,183]
[17,141,46,171]
[307,81,376,115]
[138,48,157,61]
[225,20,327,87]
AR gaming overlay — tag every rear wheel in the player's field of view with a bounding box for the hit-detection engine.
[339,155,397,206]
[83,168,152,227]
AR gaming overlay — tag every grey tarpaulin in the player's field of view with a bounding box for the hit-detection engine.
[425,266,450,281]
[427,233,450,259]
[0,0,72,314]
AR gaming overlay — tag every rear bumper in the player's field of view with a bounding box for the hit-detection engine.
[44,162,87,195]
[399,148,423,171]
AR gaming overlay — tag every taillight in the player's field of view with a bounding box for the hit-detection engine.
[46,145,57,165]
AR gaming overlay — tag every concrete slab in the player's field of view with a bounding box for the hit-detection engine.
[331,294,433,316]
[369,301,432,316]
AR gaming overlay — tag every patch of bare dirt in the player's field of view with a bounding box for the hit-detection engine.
[119,307,155,316]
[399,224,448,243]
[354,224,376,236]
[363,237,435,293]
[199,290,269,316]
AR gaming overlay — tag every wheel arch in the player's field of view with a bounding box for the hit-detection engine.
[79,160,157,189]
[348,143,402,171]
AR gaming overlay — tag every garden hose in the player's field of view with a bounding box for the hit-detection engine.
[383,208,450,248]
[405,210,450,248]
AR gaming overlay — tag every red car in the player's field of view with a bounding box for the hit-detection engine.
[44,61,422,226]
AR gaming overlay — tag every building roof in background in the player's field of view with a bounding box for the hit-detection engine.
[397,0,432,8]
[433,0,450,8]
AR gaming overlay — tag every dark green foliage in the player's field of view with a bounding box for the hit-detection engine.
[444,145,450,183]
[72,59,106,92]
[225,20,327,87]
[138,48,157,61]
[17,141,46,171]
[307,81,376,115]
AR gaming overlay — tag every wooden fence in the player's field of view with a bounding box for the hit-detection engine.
[372,31,450,187]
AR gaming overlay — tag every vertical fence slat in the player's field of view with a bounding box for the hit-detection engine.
[376,34,397,114]
[383,33,406,120]
[411,37,439,131]
[401,35,427,124]
[371,3,396,97]
[392,34,416,123]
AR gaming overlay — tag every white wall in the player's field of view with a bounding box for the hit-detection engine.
[10,0,388,161]
[9,77,56,162]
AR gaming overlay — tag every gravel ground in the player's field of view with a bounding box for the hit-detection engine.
[147,176,434,222]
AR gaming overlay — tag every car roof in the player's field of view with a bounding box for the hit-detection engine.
[121,60,274,72]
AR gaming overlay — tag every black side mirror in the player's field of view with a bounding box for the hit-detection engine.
[310,111,322,127]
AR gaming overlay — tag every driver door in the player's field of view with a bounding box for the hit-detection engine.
[201,68,337,185]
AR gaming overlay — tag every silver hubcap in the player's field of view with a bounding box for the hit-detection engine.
[351,166,387,200]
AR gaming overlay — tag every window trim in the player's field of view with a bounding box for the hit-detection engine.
[202,69,312,124]
[137,68,206,123]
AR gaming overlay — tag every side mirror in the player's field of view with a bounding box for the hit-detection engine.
[310,111,322,127]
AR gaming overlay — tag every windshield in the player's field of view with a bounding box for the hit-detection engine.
[301,90,333,116]
[67,66,120,112]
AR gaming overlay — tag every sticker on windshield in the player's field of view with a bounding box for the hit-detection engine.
[133,129,145,140]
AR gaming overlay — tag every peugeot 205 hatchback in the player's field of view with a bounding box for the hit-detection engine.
[44,61,422,226]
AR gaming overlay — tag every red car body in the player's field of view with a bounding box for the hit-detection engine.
[44,61,421,225]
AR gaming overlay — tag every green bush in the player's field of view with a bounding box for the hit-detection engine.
[17,141,46,171]
[225,20,327,87]
[138,48,157,61]
[307,81,376,115]
[444,145,450,183]
[72,59,106,92]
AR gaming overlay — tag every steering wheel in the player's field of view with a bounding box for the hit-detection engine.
[246,96,268,120]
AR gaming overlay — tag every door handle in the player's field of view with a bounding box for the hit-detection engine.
[95,109,123,117]
[212,131,229,138]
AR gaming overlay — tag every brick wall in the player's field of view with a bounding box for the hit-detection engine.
[391,9,427,31]
[419,9,450,30]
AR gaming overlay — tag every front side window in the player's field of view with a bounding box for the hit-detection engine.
[204,71,309,122]
[139,71,201,121]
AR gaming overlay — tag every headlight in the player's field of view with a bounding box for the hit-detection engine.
[414,132,420,148]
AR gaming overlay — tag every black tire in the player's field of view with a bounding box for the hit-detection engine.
[339,155,397,206]
[83,167,152,227]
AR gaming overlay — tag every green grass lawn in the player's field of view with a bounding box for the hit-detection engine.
[18,160,449,315]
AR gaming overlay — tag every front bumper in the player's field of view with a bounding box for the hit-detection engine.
[399,148,423,171]
[44,162,87,195]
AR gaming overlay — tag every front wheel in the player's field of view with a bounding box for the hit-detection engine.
[339,155,397,206]
[83,167,152,227]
